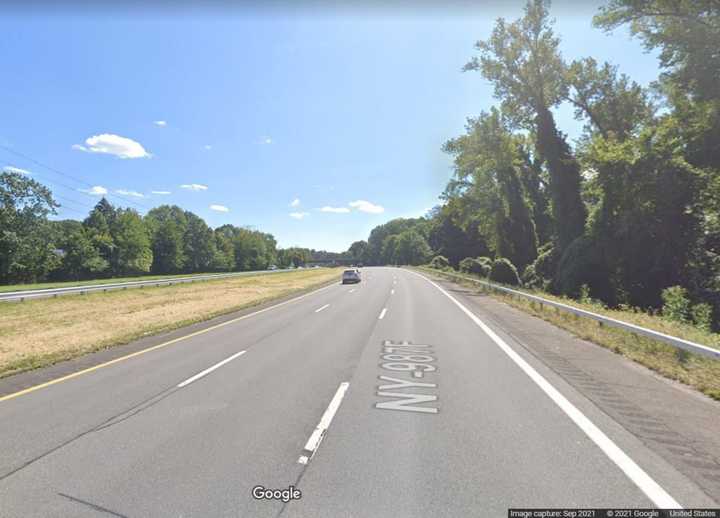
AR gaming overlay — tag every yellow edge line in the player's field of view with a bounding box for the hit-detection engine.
[0,281,337,404]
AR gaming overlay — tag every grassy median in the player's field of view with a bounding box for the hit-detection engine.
[0,268,340,378]
[0,271,255,293]
[417,267,720,401]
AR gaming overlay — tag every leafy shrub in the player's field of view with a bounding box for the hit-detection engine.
[459,256,492,277]
[691,303,713,332]
[489,257,521,286]
[429,255,450,270]
[661,286,691,324]
[579,284,592,304]
[477,256,493,272]
[523,245,557,290]
[458,257,474,273]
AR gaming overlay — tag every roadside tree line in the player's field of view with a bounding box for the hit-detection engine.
[0,173,316,283]
[346,0,720,331]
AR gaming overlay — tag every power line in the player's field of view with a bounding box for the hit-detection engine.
[7,165,143,220]
[8,169,105,213]
[0,144,153,211]
[51,193,94,213]
[53,204,89,218]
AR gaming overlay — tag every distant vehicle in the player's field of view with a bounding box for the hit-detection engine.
[313,265,320,268]
[342,269,361,284]
[268,265,278,270]
[298,265,304,269]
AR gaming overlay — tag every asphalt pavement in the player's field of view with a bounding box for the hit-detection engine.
[0,267,717,517]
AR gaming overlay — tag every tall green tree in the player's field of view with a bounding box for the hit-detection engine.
[515,137,552,245]
[111,209,153,274]
[145,205,188,274]
[347,240,369,263]
[594,0,720,318]
[594,0,720,104]
[394,230,432,265]
[443,109,538,270]
[211,231,235,271]
[427,201,490,267]
[566,57,655,142]
[55,228,108,280]
[277,247,311,268]
[381,234,400,265]
[0,171,60,282]
[366,218,428,265]
[83,198,116,271]
[217,225,277,271]
[465,0,586,252]
[580,117,700,306]
[183,211,215,272]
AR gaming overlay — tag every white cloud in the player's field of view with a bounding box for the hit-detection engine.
[349,199,384,214]
[204,144,212,150]
[154,120,167,127]
[72,134,151,159]
[320,206,351,213]
[3,165,31,175]
[290,198,301,207]
[79,185,108,196]
[260,136,272,145]
[115,189,145,198]
[151,190,172,195]
[180,183,208,191]
[290,212,309,220]
[210,204,229,212]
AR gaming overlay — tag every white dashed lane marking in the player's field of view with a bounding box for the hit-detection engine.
[297,382,350,464]
[177,350,246,388]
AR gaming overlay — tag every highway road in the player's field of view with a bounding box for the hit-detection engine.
[0,267,717,517]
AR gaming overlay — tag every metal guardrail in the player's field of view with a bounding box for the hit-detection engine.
[0,268,305,302]
[418,267,720,361]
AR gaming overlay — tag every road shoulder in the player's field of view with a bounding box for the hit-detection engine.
[421,269,720,504]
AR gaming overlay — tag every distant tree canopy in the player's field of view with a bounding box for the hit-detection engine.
[0,192,336,284]
[355,0,720,330]
[0,172,59,282]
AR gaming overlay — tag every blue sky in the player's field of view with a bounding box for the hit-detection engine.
[0,3,660,252]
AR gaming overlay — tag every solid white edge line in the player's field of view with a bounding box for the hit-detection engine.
[406,269,681,509]
[378,308,387,320]
[315,304,330,313]
[177,350,246,388]
[300,382,350,462]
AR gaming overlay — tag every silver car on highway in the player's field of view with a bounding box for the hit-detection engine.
[341,269,361,284]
